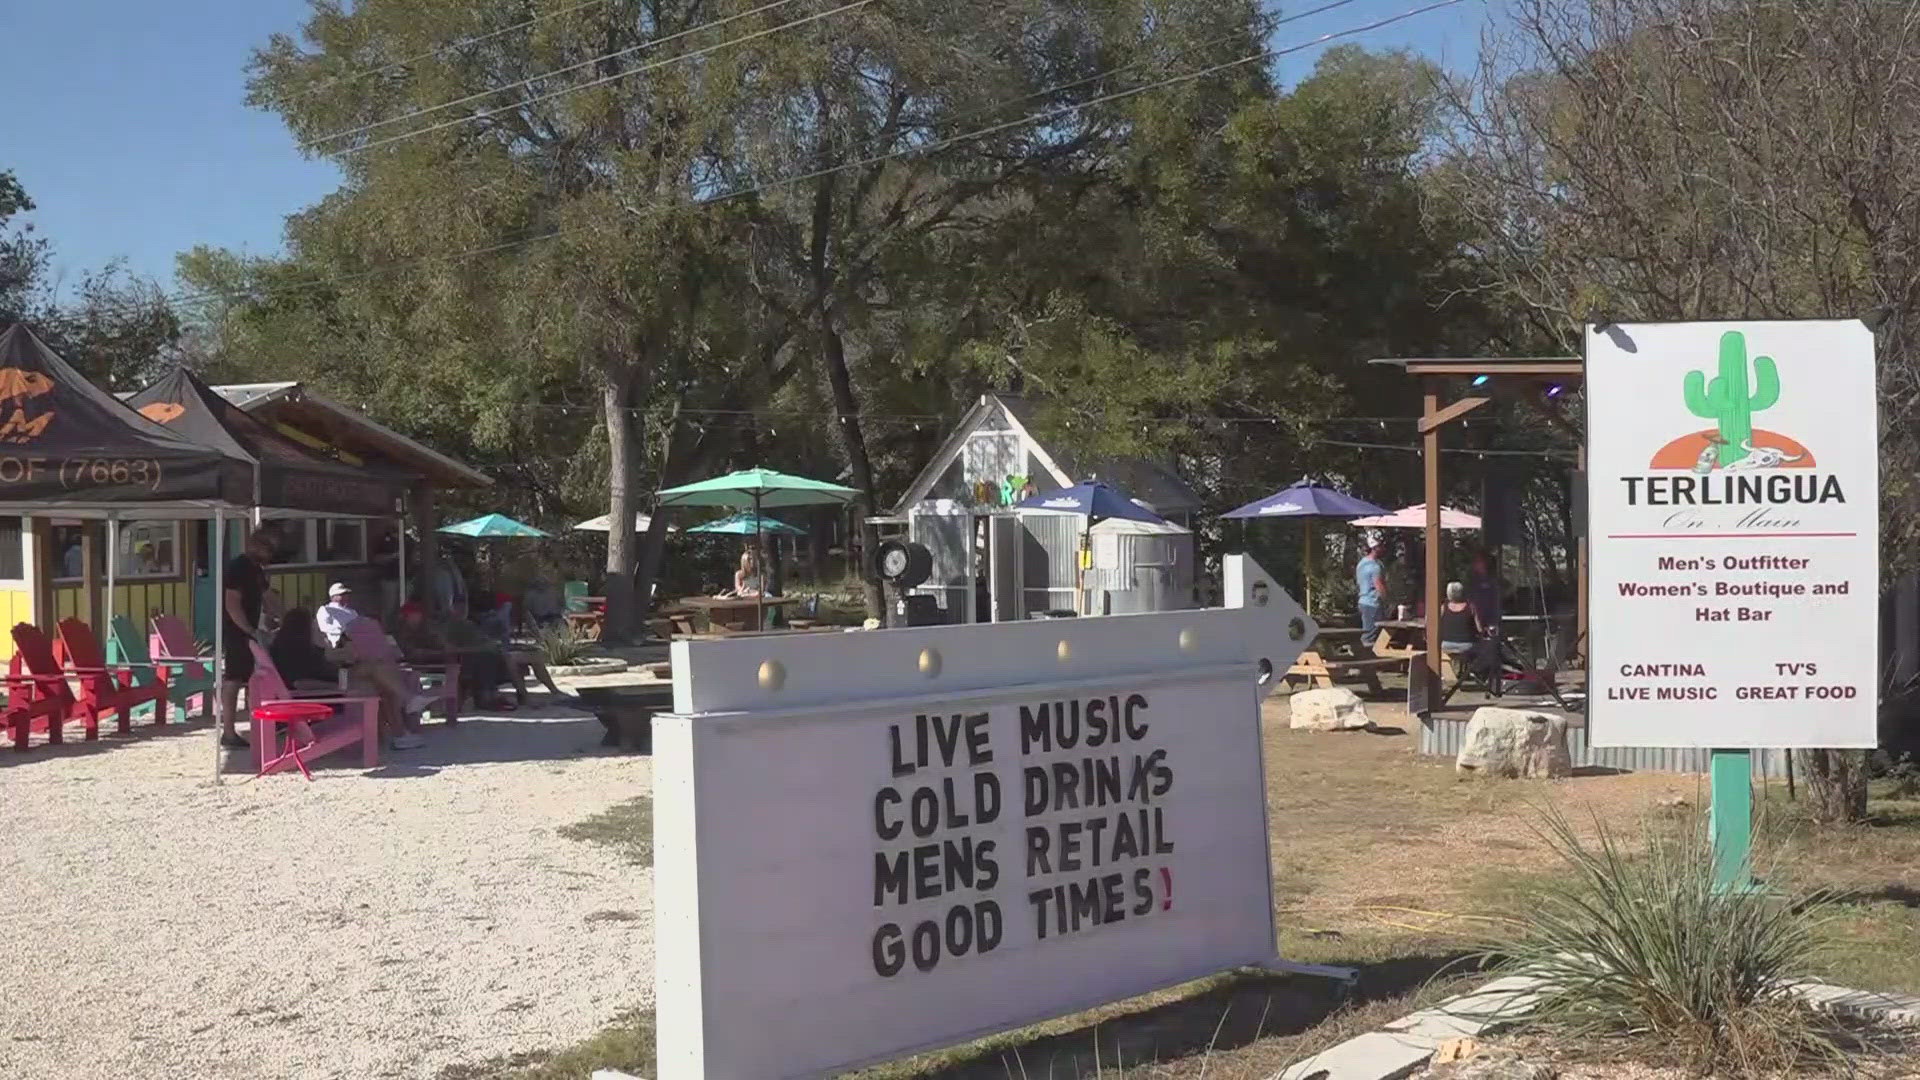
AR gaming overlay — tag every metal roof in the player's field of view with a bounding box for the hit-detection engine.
[209,382,491,488]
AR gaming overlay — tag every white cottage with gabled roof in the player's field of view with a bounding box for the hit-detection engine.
[885,394,1197,623]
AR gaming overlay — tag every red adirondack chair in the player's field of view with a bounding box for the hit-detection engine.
[7,624,77,750]
[55,618,169,734]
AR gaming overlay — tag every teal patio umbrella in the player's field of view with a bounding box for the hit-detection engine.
[687,511,808,537]
[656,468,863,626]
[437,514,550,608]
[438,513,550,538]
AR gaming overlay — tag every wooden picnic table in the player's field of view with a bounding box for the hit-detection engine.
[679,595,795,633]
[1285,626,1417,693]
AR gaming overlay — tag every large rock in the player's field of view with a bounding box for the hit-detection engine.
[1456,707,1572,778]
[1288,687,1373,731]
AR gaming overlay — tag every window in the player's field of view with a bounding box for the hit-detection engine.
[315,519,366,564]
[278,518,369,566]
[51,522,88,582]
[114,521,179,579]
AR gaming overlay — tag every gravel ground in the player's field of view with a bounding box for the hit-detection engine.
[0,697,654,1079]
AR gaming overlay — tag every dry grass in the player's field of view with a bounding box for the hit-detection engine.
[461,699,1920,1078]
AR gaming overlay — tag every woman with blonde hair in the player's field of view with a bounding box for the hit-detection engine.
[734,547,764,597]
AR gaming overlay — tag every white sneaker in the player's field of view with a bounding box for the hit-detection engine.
[391,732,426,750]
[405,692,438,714]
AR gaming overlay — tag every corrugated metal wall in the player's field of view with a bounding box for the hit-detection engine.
[1419,715,1790,777]
[1021,513,1079,613]
[908,512,971,620]
[1094,532,1196,614]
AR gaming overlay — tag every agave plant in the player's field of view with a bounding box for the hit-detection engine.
[1466,808,1851,1077]
[535,624,596,666]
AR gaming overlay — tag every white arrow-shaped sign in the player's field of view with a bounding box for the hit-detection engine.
[667,554,1315,714]
[654,556,1324,1079]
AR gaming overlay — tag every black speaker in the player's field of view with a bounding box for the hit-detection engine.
[1481,461,1526,546]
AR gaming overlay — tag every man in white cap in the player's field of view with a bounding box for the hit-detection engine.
[317,581,360,646]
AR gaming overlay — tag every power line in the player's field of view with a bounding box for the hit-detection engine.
[304,0,811,151]
[154,0,1464,314]
[290,0,617,101]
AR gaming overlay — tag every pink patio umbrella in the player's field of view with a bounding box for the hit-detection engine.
[1348,503,1482,530]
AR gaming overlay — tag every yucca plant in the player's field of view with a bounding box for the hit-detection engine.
[1467,808,1855,1077]
[535,624,596,666]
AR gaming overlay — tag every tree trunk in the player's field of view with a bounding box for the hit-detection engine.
[600,364,641,643]
[1794,749,1870,824]
[818,315,884,618]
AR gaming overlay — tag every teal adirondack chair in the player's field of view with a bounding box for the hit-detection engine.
[105,614,213,719]
[563,580,591,613]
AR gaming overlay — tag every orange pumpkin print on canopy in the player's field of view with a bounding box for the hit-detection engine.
[1649,428,1815,470]
[0,368,54,407]
[138,401,186,424]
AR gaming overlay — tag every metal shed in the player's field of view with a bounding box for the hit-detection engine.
[889,395,1201,623]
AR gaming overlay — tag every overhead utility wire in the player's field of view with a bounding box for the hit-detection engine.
[303,0,810,151]
[291,0,617,100]
[146,0,1465,314]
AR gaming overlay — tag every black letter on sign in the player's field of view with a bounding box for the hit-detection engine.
[911,921,940,972]
[977,900,1004,953]
[1100,872,1126,924]
[1024,766,1048,817]
[874,787,903,841]
[976,839,1001,890]
[1026,825,1052,876]
[889,724,914,777]
[1132,867,1154,916]
[964,711,992,765]
[873,923,905,976]
[1020,704,1051,754]
[874,850,911,906]
[976,772,1002,826]
[1123,693,1149,740]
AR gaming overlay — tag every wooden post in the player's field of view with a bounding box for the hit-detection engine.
[26,516,51,632]
[411,485,440,615]
[1422,382,1444,714]
[1577,445,1589,663]
[80,521,100,630]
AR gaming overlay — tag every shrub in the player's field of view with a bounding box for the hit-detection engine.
[1470,809,1852,1076]
[535,624,595,666]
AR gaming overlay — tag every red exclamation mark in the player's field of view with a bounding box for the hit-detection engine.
[1160,867,1173,911]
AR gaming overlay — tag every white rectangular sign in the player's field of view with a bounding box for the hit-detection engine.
[653,670,1275,1078]
[1586,319,1878,748]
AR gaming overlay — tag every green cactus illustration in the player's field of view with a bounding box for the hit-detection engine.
[1682,331,1779,466]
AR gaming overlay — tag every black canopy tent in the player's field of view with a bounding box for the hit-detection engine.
[0,325,252,508]
[127,366,410,519]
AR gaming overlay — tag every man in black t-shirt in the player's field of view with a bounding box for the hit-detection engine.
[217,528,278,749]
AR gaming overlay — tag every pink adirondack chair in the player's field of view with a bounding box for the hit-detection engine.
[245,641,378,775]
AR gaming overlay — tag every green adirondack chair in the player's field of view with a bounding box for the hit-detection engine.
[563,580,591,614]
[105,614,213,719]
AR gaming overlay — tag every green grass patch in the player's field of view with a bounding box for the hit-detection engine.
[438,1008,656,1080]
[558,797,653,867]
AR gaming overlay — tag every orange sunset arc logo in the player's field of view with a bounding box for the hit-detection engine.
[138,401,186,424]
[1649,429,1816,471]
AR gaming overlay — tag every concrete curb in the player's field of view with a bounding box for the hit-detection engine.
[1272,977,1920,1080]
[549,658,631,678]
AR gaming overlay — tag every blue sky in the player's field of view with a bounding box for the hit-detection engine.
[1,0,1494,294]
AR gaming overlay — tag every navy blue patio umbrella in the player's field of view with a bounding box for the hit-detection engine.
[1222,480,1387,614]
[1015,481,1166,613]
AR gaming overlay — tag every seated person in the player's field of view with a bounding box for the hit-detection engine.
[523,579,563,626]
[471,590,514,643]
[733,549,764,597]
[325,602,433,750]
[270,608,341,691]
[394,601,515,711]
[316,581,360,646]
[1438,581,1494,681]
